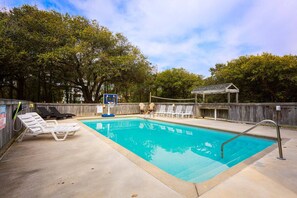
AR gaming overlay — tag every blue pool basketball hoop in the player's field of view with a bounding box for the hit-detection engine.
[102,94,118,117]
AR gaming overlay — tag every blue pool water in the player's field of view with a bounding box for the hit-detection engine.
[82,118,275,183]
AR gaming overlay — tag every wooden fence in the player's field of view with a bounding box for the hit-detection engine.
[195,102,297,126]
[35,103,140,116]
[228,103,297,126]
[0,99,32,153]
[36,102,297,126]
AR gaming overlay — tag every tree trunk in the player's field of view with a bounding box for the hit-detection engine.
[94,81,104,102]
[81,86,93,103]
[37,70,41,102]
[9,79,13,98]
[65,86,69,103]
[48,70,53,102]
[17,77,25,100]
[43,72,49,102]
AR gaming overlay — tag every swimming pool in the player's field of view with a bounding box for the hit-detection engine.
[82,118,275,183]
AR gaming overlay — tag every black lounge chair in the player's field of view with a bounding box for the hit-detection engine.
[49,107,76,119]
[37,107,54,119]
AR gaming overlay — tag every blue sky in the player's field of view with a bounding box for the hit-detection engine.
[1,0,297,77]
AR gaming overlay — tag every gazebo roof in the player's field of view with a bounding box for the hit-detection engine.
[191,83,239,95]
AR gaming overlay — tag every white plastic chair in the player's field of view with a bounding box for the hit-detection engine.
[17,114,80,141]
[155,105,166,117]
[165,105,174,117]
[181,106,194,118]
[172,105,184,118]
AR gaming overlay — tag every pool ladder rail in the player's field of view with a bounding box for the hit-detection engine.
[220,120,285,160]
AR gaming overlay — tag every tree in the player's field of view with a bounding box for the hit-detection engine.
[155,68,203,99]
[0,5,68,102]
[0,5,153,103]
[44,17,152,103]
[208,53,297,102]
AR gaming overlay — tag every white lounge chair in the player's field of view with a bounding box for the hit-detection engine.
[172,105,183,118]
[165,105,174,117]
[181,106,194,118]
[27,112,78,128]
[17,114,80,141]
[155,105,166,117]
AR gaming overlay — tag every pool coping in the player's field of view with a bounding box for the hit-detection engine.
[77,116,286,197]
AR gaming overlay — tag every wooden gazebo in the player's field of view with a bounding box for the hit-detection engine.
[191,83,239,103]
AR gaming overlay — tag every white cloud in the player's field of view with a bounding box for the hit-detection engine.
[3,0,297,76]
[228,0,297,55]
[69,0,247,75]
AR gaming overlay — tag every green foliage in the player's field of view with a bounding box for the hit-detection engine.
[155,68,203,99]
[0,5,153,103]
[0,5,70,101]
[207,53,297,102]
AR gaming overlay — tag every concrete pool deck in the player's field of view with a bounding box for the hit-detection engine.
[0,116,296,197]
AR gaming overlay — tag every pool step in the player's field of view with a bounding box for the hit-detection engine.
[175,143,265,182]
[175,158,226,181]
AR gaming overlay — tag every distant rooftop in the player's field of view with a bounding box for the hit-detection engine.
[191,83,239,95]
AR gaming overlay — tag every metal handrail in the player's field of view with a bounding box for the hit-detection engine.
[220,119,285,160]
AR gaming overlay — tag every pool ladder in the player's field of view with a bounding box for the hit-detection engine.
[220,120,285,160]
